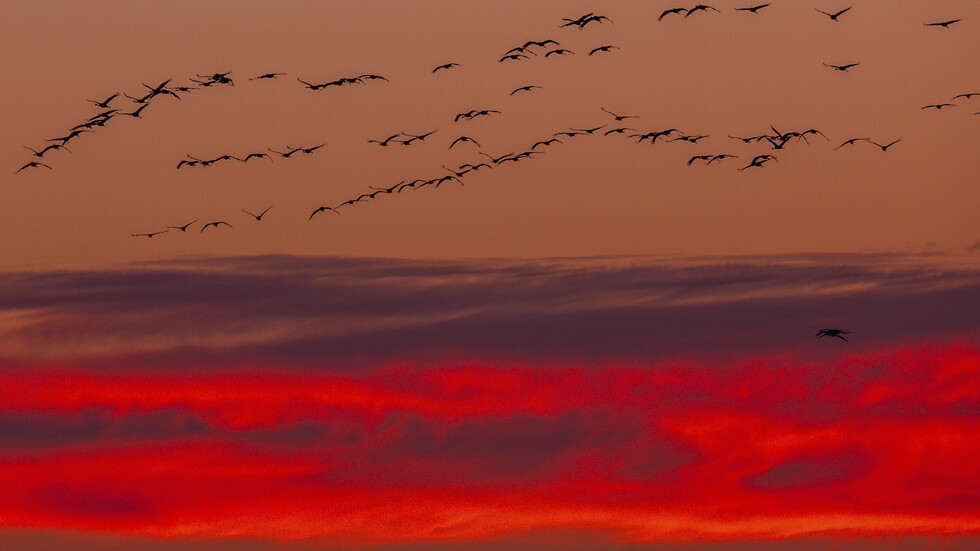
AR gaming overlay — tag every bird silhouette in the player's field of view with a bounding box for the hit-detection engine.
[242,206,272,221]
[292,144,326,154]
[368,134,403,146]
[16,161,53,173]
[659,8,686,21]
[601,107,639,121]
[824,62,860,72]
[166,220,198,232]
[951,92,979,100]
[688,155,713,166]
[511,85,542,95]
[735,4,770,13]
[432,63,461,73]
[531,138,563,148]
[449,136,480,149]
[176,159,199,169]
[250,72,286,80]
[297,78,328,90]
[504,46,537,57]
[707,154,739,164]
[87,93,119,108]
[686,5,720,17]
[869,138,902,151]
[47,129,91,145]
[499,54,529,62]
[923,19,961,28]
[241,152,273,162]
[816,328,850,341]
[24,144,70,157]
[359,74,389,82]
[603,127,635,135]
[131,230,168,238]
[738,154,777,170]
[121,104,150,118]
[816,7,852,21]
[309,205,341,219]
[545,49,574,57]
[200,221,233,232]
[571,125,606,134]
[523,39,560,48]
[589,45,619,55]
[834,137,870,150]
[922,103,956,110]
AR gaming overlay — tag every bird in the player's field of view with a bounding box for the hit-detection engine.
[401,131,437,144]
[297,78,328,90]
[200,221,232,232]
[471,109,500,120]
[478,152,515,164]
[601,107,639,121]
[815,7,852,21]
[449,136,480,149]
[522,39,559,48]
[545,49,574,57]
[87,93,120,108]
[24,144,70,157]
[834,137,870,150]
[670,134,710,143]
[816,328,850,341]
[603,127,635,135]
[241,152,273,162]
[869,138,902,151]
[309,205,341,219]
[687,155,714,166]
[532,138,562,148]
[120,104,150,118]
[504,46,537,57]
[510,85,542,95]
[923,19,961,28]
[658,8,686,21]
[47,129,91,145]
[738,154,777,170]
[951,92,979,100]
[250,72,286,80]
[292,144,326,154]
[208,154,243,163]
[571,125,606,134]
[368,134,403,146]
[801,129,830,141]
[499,54,529,62]
[359,74,389,82]
[166,220,198,232]
[922,103,956,110]
[589,45,619,55]
[268,147,302,158]
[824,62,860,72]
[131,230,168,238]
[16,161,53,173]
[176,159,199,169]
[432,63,461,73]
[686,5,720,17]
[707,154,739,164]
[735,4,770,13]
[242,206,272,221]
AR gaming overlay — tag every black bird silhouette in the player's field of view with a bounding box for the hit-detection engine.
[801,129,830,141]
[816,328,850,341]
[686,5,720,17]
[166,220,198,232]
[554,130,584,138]
[121,104,150,118]
[471,109,500,120]
[923,19,961,28]
[670,134,710,143]
[532,138,563,148]
[292,144,326,154]
[368,134,403,146]
[87,93,119,108]
[478,152,515,164]
[922,103,956,110]
[504,46,537,57]
[545,49,574,57]
[24,144,70,157]
[688,155,713,166]
[707,154,739,164]
[87,109,118,121]
[589,45,619,56]
[499,54,529,62]
[522,39,559,48]
[449,136,480,149]
[16,161,53,173]
[359,74,389,82]
[200,221,233,232]
[824,62,860,72]
[735,4,770,13]
[659,8,686,21]
[738,154,777,170]
[208,154,243,163]
[268,148,301,158]
[432,63,461,73]
[601,107,639,121]
[176,159,199,169]
[869,138,902,151]
[297,78,328,90]
[250,72,285,80]
[242,206,272,221]
[816,7,852,21]
[241,152,273,162]
[834,137,870,150]
[603,127,635,135]
[309,205,340,219]
[47,129,91,145]
[131,230,168,238]
[511,85,542,95]
[571,125,607,134]
[951,92,979,100]
[400,131,437,144]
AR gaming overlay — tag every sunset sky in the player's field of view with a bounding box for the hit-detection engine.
[1,1,979,549]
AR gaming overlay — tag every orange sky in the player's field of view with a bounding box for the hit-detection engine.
[1,0,978,269]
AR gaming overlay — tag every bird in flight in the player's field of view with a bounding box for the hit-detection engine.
[869,138,902,151]
[522,39,559,49]
[200,221,233,232]
[922,103,956,110]
[432,63,461,73]
[87,93,119,108]
[834,137,870,150]
[816,7,852,21]
[121,104,150,118]
[24,144,70,157]
[735,4,770,13]
[309,205,340,219]
[242,206,272,221]
[686,5,720,17]
[16,161,53,173]
[166,220,198,232]
[449,136,480,149]
[816,328,850,341]
[250,72,286,80]
[658,8,686,21]
[241,152,273,163]
[824,62,860,72]
[511,85,542,95]
[601,107,639,121]
[545,49,574,57]
[589,45,619,56]
[738,154,777,170]
[531,138,562,148]
[499,53,529,62]
[951,92,978,100]
[368,134,403,146]
[923,19,961,28]
[131,230,168,238]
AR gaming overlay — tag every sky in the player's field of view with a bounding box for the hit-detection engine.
[1,1,979,549]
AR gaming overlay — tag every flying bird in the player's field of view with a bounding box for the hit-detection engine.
[200,221,233,232]
[658,8,686,21]
[532,138,563,148]
[922,103,956,110]
[24,144,69,157]
[816,7,852,21]
[834,137,870,150]
[951,92,979,100]
[686,5,720,17]
[816,328,850,341]
[738,154,777,170]
[16,161,53,173]
[242,206,272,221]
[869,138,902,151]
[250,72,286,80]
[449,136,480,149]
[601,107,639,121]
[923,19,961,28]
[545,49,574,57]
[241,152,273,162]
[120,104,150,118]
[432,63,461,73]
[735,4,770,13]
[522,39,559,48]
[368,134,403,146]
[87,93,119,108]
[510,85,542,95]
[166,220,198,232]
[131,230,168,238]
[824,62,860,72]
[309,205,340,219]
[589,45,619,55]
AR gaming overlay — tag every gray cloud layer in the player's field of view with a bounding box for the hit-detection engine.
[0,253,977,368]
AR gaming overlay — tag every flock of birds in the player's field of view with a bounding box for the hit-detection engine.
[18,5,958,341]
